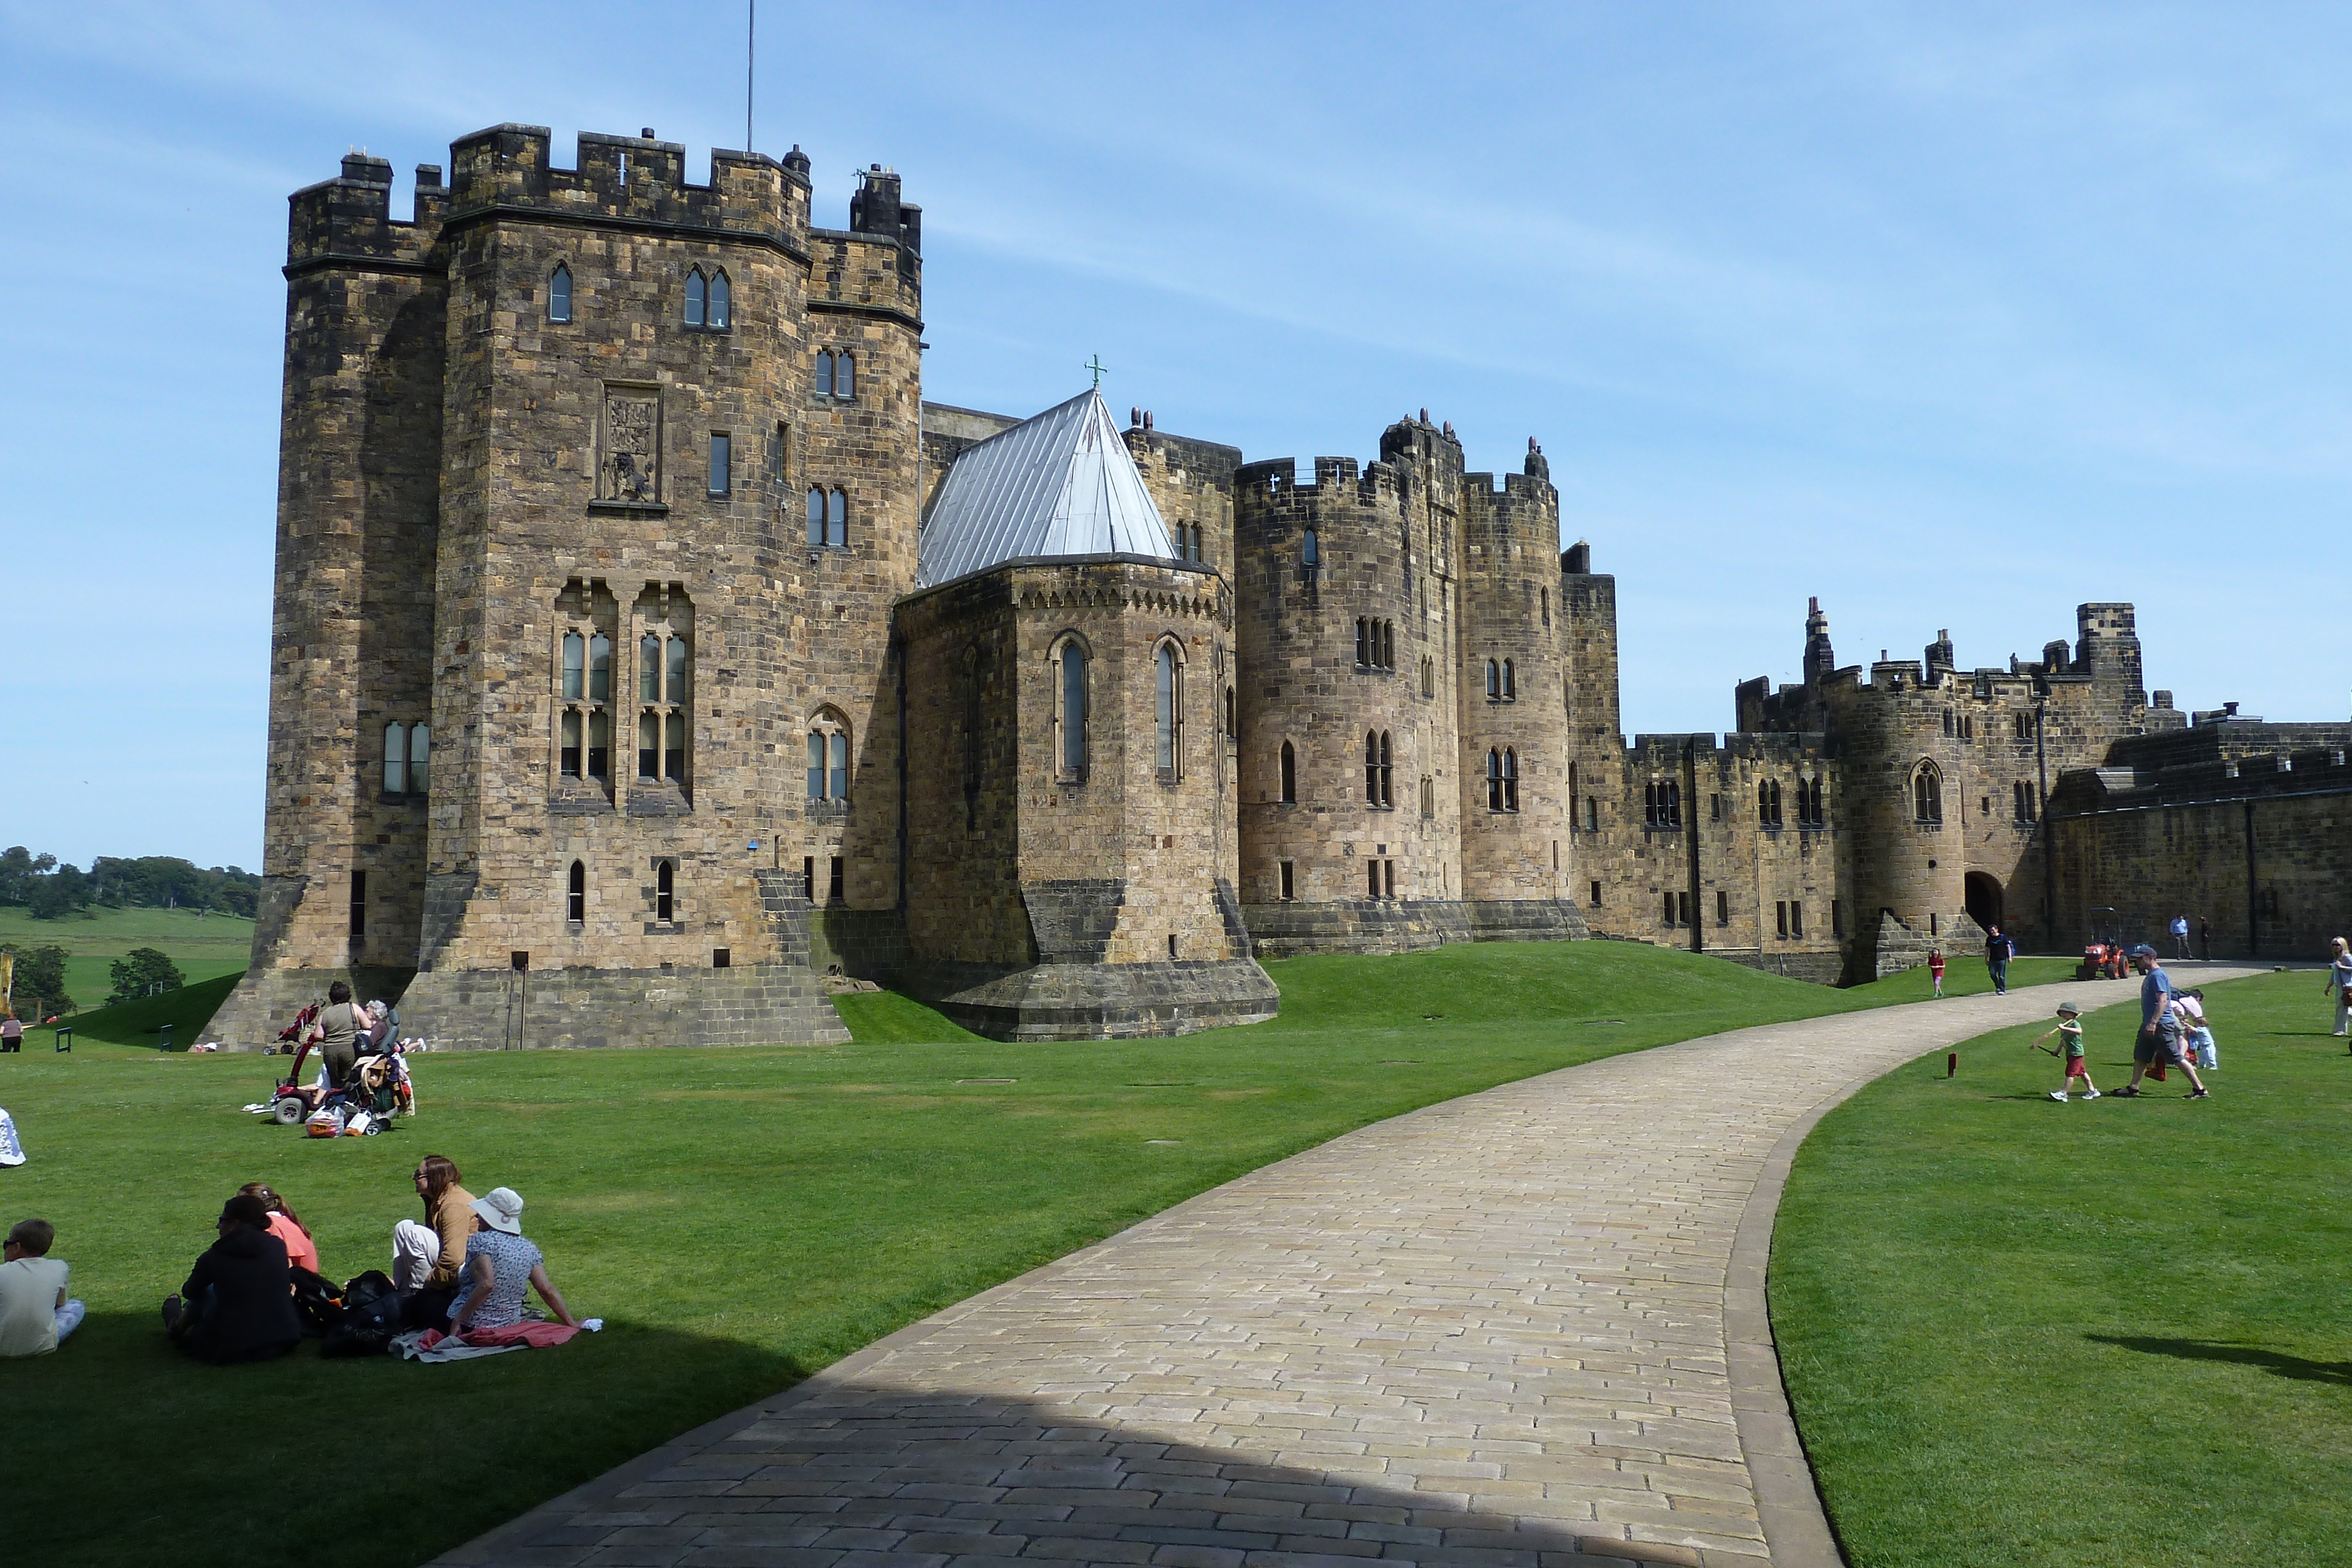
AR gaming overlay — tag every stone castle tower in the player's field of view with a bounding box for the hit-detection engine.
[205,121,2241,1050]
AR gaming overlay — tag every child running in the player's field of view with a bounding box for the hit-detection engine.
[2031,1001,2099,1101]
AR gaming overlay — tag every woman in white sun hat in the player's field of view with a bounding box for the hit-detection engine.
[449,1186,579,1332]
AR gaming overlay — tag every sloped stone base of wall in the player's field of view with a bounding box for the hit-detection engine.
[906,958,1280,1041]
[393,963,850,1051]
[1703,948,1845,987]
[199,965,419,1052]
[1241,898,1592,959]
[1870,909,1989,981]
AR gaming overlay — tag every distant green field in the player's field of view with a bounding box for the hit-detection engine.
[0,904,253,1012]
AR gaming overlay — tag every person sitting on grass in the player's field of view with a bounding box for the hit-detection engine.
[238,1183,319,1276]
[0,1219,85,1357]
[449,1187,578,1333]
[399,1154,476,1329]
[162,1193,303,1364]
[2030,1002,2098,1102]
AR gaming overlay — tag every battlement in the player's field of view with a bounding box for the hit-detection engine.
[439,125,809,248]
[287,152,444,272]
[1232,455,1404,510]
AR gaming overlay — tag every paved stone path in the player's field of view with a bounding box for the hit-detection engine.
[439,966,2266,1568]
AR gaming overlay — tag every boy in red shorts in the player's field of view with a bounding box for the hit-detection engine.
[2030,1001,2099,1101]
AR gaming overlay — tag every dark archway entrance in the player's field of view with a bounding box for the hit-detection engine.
[1964,871,2004,935]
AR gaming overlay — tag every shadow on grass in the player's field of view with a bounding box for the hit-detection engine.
[12,1309,811,1568]
[2087,1334,2352,1386]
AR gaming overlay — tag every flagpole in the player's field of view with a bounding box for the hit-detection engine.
[746,0,756,154]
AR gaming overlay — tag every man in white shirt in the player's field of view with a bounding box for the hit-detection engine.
[0,1218,83,1356]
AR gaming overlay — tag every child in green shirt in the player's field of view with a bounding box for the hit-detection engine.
[2032,1002,2098,1101]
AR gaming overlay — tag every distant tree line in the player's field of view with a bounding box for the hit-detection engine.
[0,848,261,920]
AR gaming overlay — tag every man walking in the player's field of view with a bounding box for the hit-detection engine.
[2170,913,2193,961]
[1986,924,2017,996]
[2199,915,2213,961]
[2113,945,2193,1097]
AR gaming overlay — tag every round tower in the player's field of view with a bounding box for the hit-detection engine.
[1233,428,1458,955]
[1836,659,1972,974]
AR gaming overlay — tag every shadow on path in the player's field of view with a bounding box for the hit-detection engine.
[2086,1334,2352,1386]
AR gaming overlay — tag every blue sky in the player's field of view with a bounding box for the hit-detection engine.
[1,2,2341,870]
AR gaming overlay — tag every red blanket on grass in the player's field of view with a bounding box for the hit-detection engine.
[416,1320,584,1352]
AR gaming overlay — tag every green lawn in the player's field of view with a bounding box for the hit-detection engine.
[1772,968,2351,1568]
[0,937,2062,1568]
[0,903,256,1012]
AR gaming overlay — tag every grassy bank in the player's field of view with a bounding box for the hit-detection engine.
[1772,968,2350,1567]
[0,938,2066,1567]
[0,904,255,1011]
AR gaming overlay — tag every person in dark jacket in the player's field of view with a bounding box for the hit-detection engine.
[162,1193,302,1364]
[1985,925,2018,995]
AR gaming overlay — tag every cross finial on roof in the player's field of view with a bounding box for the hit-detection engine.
[1085,353,1110,390]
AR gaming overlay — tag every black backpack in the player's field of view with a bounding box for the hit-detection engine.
[289,1266,345,1337]
[320,1270,402,1358]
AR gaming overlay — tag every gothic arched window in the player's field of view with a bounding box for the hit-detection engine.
[806,487,826,545]
[684,268,707,327]
[814,350,834,398]
[1154,640,1184,777]
[827,488,848,547]
[705,269,730,329]
[1053,637,1088,781]
[834,352,854,400]
[566,860,586,924]
[1280,740,1297,804]
[548,263,572,323]
[1913,760,1944,823]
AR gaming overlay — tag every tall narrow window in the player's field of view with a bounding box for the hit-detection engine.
[1913,761,1943,823]
[1378,731,1393,807]
[1541,587,1550,626]
[656,861,674,922]
[835,353,854,400]
[1420,774,1434,818]
[588,634,611,702]
[1058,641,1088,778]
[1155,641,1181,775]
[349,870,366,938]
[1223,686,1236,740]
[643,713,663,781]
[1586,797,1598,830]
[806,487,826,545]
[684,268,707,327]
[1421,656,1434,696]
[640,634,662,701]
[1365,731,1381,804]
[1279,860,1295,900]
[806,732,826,798]
[560,710,582,777]
[1487,748,1505,811]
[1790,901,1804,938]
[567,861,585,923]
[814,350,834,397]
[548,263,572,323]
[663,713,685,782]
[706,270,730,329]
[829,857,845,901]
[709,433,730,496]
[1503,749,1520,811]
[1717,890,1730,926]
[1502,660,1516,700]
[1776,901,1789,938]
[830,733,848,801]
[666,636,687,703]
[586,710,610,780]
[1357,618,1370,667]
[409,723,429,794]
[1279,740,1297,803]
[1369,861,1382,898]
[383,722,407,794]
[827,488,848,547]
[1302,527,1319,568]
[562,632,584,701]
[1486,659,1501,698]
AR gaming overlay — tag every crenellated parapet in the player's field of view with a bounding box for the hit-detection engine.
[286,152,445,276]
[440,125,810,258]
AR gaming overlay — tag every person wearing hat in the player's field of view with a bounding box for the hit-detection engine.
[448,1187,578,1333]
[2029,1002,2098,1101]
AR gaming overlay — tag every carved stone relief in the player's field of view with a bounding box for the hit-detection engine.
[599,385,662,502]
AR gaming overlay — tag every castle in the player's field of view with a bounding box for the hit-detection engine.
[202,126,2352,1050]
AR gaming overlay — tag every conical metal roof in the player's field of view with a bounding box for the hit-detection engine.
[916,390,1176,588]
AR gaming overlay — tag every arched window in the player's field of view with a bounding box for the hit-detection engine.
[1223,685,1235,740]
[548,263,572,324]
[1503,748,1519,811]
[588,633,612,702]
[1279,740,1297,803]
[1364,731,1381,804]
[409,723,430,794]
[1420,774,1434,818]
[1379,731,1393,806]
[1302,527,1319,568]
[684,268,707,327]
[1421,656,1434,697]
[666,636,686,703]
[806,487,826,545]
[383,722,407,794]
[1155,640,1183,777]
[1502,660,1516,700]
[1486,659,1501,698]
[814,350,834,398]
[831,731,848,800]
[562,631,584,701]
[706,269,730,329]
[1913,761,1943,823]
[1054,639,1088,780]
[827,487,848,547]
[806,713,851,800]
[566,860,586,923]
[1487,749,1503,811]
[655,861,674,923]
[836,352,855,400]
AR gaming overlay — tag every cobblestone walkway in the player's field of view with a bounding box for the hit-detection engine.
[439,968,2264,1568]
